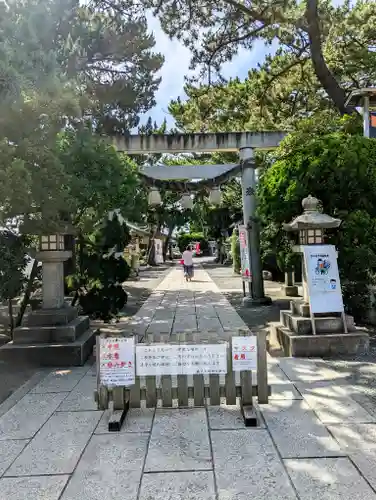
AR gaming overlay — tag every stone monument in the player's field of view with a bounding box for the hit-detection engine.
[270,195,369,357]
[0,223,96,366]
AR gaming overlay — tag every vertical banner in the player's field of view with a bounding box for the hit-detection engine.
[303,244,344,313]
[154,238,164,264]
[239,225,251,282]
[370,111,376,139]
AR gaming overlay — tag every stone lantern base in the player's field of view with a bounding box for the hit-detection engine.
[269,299,369,357]
[0,304,96,366]
[0,250,96,366]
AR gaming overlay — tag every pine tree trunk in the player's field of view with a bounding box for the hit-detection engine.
[163,224,175,261]
[305,0,349,114]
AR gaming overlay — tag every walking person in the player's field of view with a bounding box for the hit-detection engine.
[182,245,194,282]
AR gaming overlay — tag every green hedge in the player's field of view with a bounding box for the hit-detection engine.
[177,232,209,254]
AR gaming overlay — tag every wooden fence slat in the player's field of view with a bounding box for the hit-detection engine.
[177,375,188,407]
[161,376,172,407]
[240,370,253,406]
[129,377,141,409]
[98,385,109,410]
[225,340,236,405]
[209,375,220,405]
[113,387,125,410]
[193,375,205,406]
[146,377,157,408]
[257,330,269,404]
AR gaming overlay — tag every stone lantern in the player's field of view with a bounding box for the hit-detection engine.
[4,219,96,366]
[283,195,341,302]
[269,194,369,357]
[36,229,73,310]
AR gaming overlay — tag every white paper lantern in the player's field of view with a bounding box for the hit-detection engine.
[148,187,162,206]
[180,193,194,210]
[209,187,222,205]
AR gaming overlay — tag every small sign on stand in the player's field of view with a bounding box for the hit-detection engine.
[303,244,347,334]
[99,336,136,386]
[232,336,257,371]
[97,336,136,432]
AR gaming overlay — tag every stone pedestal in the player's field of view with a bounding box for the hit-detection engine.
[39,251,69,309]
[284,271,299,297]
[0,250,96,366]
[270,299,369,357]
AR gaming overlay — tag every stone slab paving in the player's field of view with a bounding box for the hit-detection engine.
[139,471,216,500]
[0,476,70,500]
[211,429,297,499]
[261,399,345,459]
[2,266,376,498]
[285,457,376,499]
[144,409,212,472]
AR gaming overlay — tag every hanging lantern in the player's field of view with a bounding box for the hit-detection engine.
[148,187,162,206]
[180,193,194,210]
[209,187,222,205]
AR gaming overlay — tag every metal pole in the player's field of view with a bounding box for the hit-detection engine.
[239,147,271,306]
[364,95,370,138]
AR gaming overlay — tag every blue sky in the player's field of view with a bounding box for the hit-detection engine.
[144,0,346,127]
[144,14,274,127]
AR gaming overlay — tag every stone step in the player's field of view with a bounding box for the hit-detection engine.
[280,310,355,335]
[271,324,369,357]
[13,316,90,344]
[0,327,96,366]
[290,300,311,317]
[23,305,78,327]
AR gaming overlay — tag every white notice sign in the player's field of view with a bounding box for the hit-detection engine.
[232,336,257,371]
[303,244,344,314]
[136,344,227,376]
[99,336,135,386]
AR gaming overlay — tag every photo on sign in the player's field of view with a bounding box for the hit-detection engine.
[303,245,344,314]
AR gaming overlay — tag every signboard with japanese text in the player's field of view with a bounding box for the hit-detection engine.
[303,244,344,314]
[154,238,164,264]
[232,336,257,371]
[99,336,135,386]
[136,343,227,376]
[239,225,251,282]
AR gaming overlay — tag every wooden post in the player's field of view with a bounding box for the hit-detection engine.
[240,371,257,426]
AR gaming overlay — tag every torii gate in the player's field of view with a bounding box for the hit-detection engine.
[113,131,286,306]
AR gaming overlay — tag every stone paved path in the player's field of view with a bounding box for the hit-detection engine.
[2,265,376,499]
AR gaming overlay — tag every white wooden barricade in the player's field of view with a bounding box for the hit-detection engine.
[94,328,269,431]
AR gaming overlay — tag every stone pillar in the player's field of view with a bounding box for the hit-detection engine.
[284,270,299,297]
[301,259,310,304]
[36,250,72,309]
[239,147,271,306]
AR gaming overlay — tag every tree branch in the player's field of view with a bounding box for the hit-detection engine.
[305,0,350,114]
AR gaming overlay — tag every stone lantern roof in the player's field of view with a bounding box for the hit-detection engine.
[283,195,342,232]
